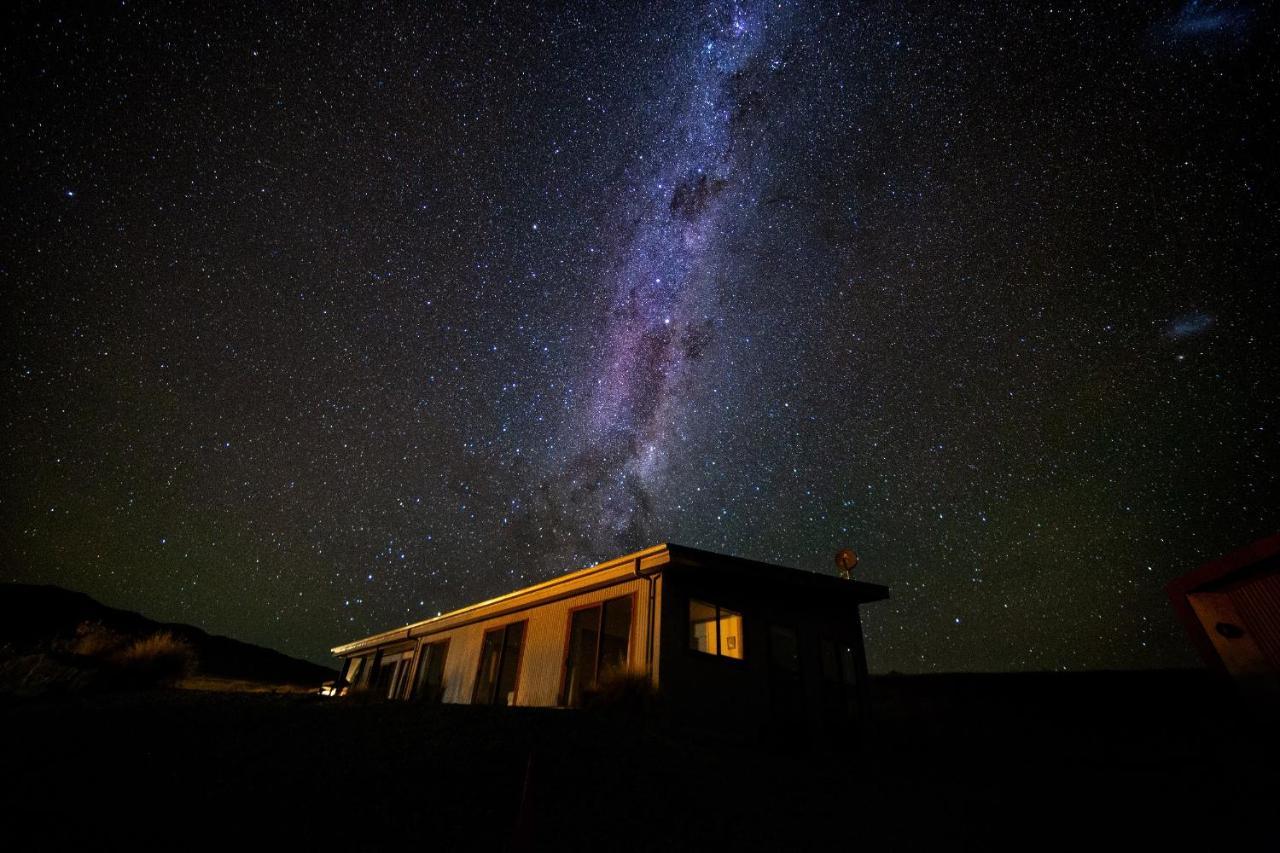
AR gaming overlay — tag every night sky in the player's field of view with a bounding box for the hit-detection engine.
[4,1,1277,671]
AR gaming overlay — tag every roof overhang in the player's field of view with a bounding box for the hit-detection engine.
[331,542,891,657]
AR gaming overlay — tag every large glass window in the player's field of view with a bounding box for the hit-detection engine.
[388,655,411,699]
[769,625,804,731]
[770,625,800,673]
[561,595,633,707]
[411,639,449,702]
[688,599,744,660]
[375,650,414,699]
[473,621,526,706]
[820,639,857,686]
[820,638,860,724]
[372,653,398,697]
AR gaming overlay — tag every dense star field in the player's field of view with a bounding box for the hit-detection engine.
[3,1,1277,670]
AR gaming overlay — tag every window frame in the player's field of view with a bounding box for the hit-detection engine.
[342,655,368,692]
[686,598,746,662]
[410,637,450,702]
[768,623,801,675]
[370,646,414,698]
[558,591,637,707]
[388,654,411,699]
[767,623,806,731]
[472,620,529,706]
[818,635,861,723]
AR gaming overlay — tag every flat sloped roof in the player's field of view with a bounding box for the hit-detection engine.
[664,543,890,603]
[331,542,890,656]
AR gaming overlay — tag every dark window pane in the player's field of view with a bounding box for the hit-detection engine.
[376,664,391,695]
[770,626,799,673]
[839,646,858,685]
[473,629,504,704]
[413,641,448,702]
[564,606,601,707]
[495,622,525,705]
[599,596,632,679]
[388,658,407,699]
[411,650,427,699]
[819,638,858,728]
[372,656,396,696]
[820,638,840,682]
[768,625,804,733]
[426,643,448,700]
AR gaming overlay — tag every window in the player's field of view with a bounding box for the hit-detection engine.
[768,625,804,730]
[343,655,368,691]
[411,639,449,702]
[820,639,858,687]
[388,655,411,699]
[688,599,744,659]
[374,650,413,699]
[820,638,860,724]
[371,653,399,697]
[473,621,526,706]
[770,625,800,673]
[561,595,633,707]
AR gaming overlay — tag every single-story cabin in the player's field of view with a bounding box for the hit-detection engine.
[331,543,889,739]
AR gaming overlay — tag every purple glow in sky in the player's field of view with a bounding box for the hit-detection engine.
[557,2,791,543]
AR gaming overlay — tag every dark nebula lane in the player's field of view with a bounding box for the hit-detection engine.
[539,3,797,555]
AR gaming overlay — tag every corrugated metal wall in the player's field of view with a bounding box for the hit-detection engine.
[1230,570,1280,670]
[425,576,652,706]
[438,625,482,704]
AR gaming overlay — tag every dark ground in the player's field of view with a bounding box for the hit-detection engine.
[3,669,1275,850]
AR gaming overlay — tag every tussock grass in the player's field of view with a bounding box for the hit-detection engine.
[113,632,197,686]
[582,671,658,715]
[69,621,128,658]
[70,622,197,688]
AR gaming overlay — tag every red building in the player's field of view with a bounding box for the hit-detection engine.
[1167,534,1280,693]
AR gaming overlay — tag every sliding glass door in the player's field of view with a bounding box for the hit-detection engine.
[473,621,527,706]
[561,595,633,707]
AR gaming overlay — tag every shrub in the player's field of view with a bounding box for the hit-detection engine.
[9,623,198,694]
[111,632,197,687]
[582,671,659,716]
[68,621,129,658]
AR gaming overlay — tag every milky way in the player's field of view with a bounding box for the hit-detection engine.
[4,1,1277,669]
[541,3,793,556]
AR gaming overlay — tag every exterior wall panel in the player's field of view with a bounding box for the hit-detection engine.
[1228,571,1280,671]
[370,576,653,707]
[658,564,874,743]
[513,578,648,706]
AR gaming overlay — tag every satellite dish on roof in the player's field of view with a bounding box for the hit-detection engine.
[835,547,859,580]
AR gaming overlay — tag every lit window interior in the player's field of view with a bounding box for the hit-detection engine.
[689,599,744,659]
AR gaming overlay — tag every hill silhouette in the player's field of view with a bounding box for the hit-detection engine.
[0,582,335,691]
